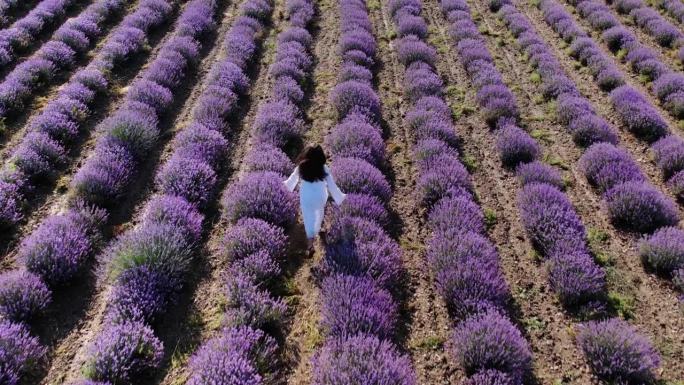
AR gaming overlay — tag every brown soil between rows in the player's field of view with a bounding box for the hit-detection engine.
[0,0,187,266]
[36,1,247,383]
[511,0,684,380]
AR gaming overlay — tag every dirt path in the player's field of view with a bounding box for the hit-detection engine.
[36,1,251,383]
[467,0,684,380]
[0,0,187,267]
[279,0,340,382]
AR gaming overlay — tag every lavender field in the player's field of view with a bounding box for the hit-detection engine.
[0,0,683,383]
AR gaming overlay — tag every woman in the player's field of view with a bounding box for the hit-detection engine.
[284,145,346,253]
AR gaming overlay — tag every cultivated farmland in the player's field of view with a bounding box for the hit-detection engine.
[0,0,683,384]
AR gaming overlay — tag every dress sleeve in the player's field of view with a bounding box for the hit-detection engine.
[324,165,346,205]
[284,166,300,192]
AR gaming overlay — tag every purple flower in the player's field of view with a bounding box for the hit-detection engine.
[450,309,531,381]
[141,195,204,244]
[105,264,177,324]
[222,171,298,228]
[322,216,402,289]
[82,320,163,383]
[639,226,684,274]
[517,183,588,256]
[326,119,385,166]
[516,161,564,189]
[253,100,304,147]
[428,194,485,235]
[416,154,472,207]
[328,193,389,228]
[427,231,509,318]
[331,157,392,202]
[0,320,46,385]
[579,143,645,193]
[222,218,287,261]
[610,86,668,142]
[243,143,294,176]
[311,334,416,385]
[187,326,278,385]
[0,270,50,322]
[320,274,398,339]
[604,181,679,233]
[577,318,660,384]
[496,124,539,167]
[548,251,606,309]
[223,272,286,328]
[652,135,684,178]
[19,204,105,286]
[156,156,217,208]
[330,81,380,121]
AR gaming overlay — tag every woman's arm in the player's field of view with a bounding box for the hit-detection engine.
[284,166,300,192]
[324,165,346,205]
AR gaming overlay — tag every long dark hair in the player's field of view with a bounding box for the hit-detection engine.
[297,145,327,182]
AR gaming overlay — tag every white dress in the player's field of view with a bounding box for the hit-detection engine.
[284,165,346,238]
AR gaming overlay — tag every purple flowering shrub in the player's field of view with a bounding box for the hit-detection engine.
[639,227,684,274]
[0,320,46,385]
[221,218,287,261]
[222,171,298,228]
[0,270,50,322]
[82,320,163,383]
[19,203,106,286]
[451,310,532,381]
[321,216,402,289]
[311,335,416,385]
[604,181,679,233]
[187,326,278,385]
[320,274,398,339]
[577,318,660,384]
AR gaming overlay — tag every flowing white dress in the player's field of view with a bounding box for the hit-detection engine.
[284,165,346,238]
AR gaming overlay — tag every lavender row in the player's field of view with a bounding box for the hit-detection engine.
[0,0,38,27]
[77,1,285,382]
[610,0,684,57]
[0,0,78,66]
[535,0,684,293]
[562,0,684,121]
[185,0,321,382]
[0,0,133,123]
[294,0,420,383]
[494,1,663,382]
[0,0,175,233]
[389,0,538,382]
[654,0,684,26]
[0,0,218,383]
[443,0,610,314]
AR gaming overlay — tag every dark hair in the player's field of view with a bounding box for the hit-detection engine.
[297,145,327,182]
